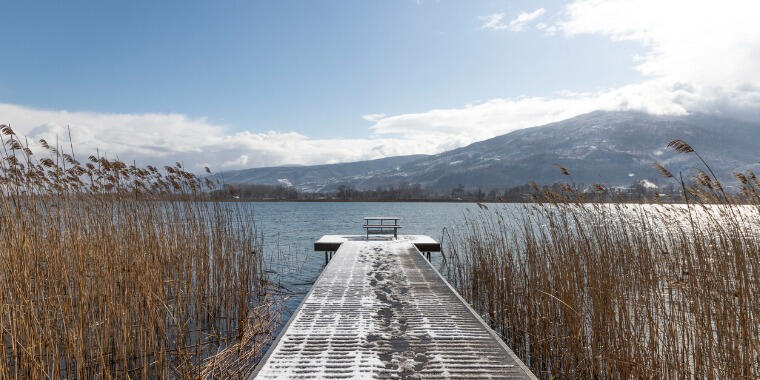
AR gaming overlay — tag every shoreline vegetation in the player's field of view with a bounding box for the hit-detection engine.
[213,181,689,203]
[443,140,759,378]
[208,198,759,205]
[0,125,278,378]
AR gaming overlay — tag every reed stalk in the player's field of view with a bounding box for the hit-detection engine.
[444,141,759,379]
[0,125,277,378]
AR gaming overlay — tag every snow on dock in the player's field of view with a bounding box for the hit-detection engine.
[251,238,536,379]
[314,234,441,253]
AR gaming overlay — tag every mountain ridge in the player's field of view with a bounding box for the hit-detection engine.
[218,111,760,192]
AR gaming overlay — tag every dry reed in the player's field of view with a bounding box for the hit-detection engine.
[0,125,278,379]
[444,140,759,379]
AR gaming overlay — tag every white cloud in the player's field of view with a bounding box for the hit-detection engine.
[557,0,760,88]
[222,154,249,167]
[481,8,545,32]
[0,103,438,172]
[362,113,386,122]
[480,13,507,30]
[368,80,694,145]
[557,0,760,121]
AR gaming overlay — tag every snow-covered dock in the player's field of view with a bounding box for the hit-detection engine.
[315,234,441,253]
[251,238,536,379]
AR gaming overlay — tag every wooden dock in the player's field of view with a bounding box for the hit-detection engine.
[315,234,441,262]
[251,236,535,379]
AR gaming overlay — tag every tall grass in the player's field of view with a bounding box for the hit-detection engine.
[0,125,277,378]
[444,141,759,378]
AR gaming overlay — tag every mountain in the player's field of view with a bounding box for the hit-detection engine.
[218,154,430,192]
[218,111,760,191]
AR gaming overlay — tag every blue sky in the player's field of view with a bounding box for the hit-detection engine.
[1,0,758,169]
[2,0,641,138]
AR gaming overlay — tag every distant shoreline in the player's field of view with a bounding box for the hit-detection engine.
[213,199,731,205]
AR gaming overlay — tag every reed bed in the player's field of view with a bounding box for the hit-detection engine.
[0,125,278,379]
[443,141,759,379]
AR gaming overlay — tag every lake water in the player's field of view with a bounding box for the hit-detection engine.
[244,202,493,328]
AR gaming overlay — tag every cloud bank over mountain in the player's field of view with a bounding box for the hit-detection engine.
[3,0,759,171]
[0,103,434,171]
[374,0,760,143]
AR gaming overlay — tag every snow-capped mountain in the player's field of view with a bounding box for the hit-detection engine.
[217,154,429,192]
[218,111,760,191]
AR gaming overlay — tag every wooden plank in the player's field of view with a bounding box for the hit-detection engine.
[252,239,535,379]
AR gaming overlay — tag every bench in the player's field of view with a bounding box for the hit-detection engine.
[363,217,401,239]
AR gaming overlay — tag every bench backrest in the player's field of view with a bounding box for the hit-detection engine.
[363,217,401,238]
[363,217,400,227]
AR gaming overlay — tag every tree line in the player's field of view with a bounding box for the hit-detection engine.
[210,181,685,202]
